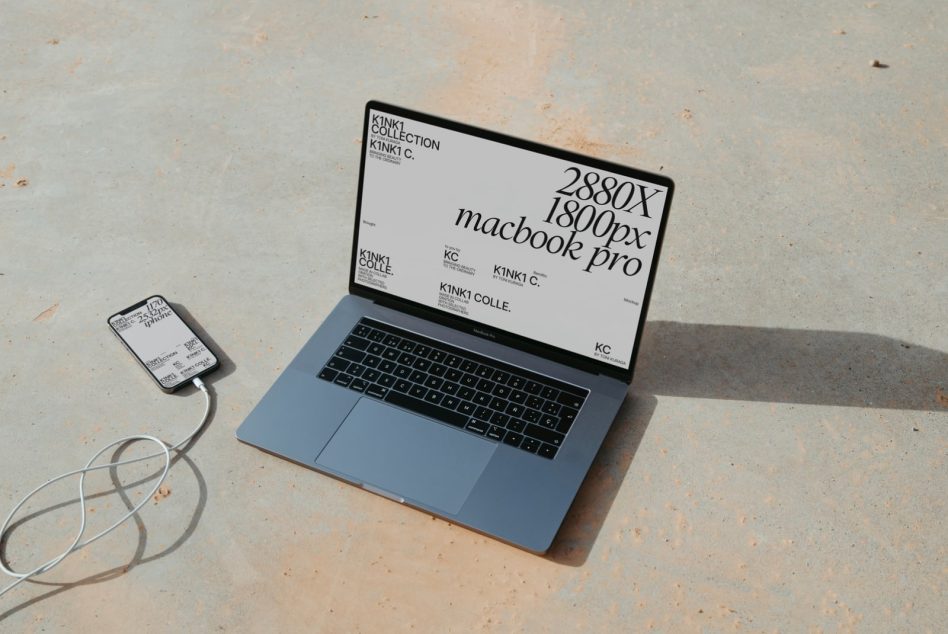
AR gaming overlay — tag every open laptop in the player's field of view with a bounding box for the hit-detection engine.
[236,101,673,553]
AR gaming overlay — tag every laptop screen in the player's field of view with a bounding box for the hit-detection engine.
[352,103,672,374]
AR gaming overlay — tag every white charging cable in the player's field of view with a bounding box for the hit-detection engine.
[0,377,212,599]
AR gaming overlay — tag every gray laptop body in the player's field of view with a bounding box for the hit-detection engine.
[236,101,673,553]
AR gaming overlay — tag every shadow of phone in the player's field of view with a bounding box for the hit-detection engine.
[167,302,237,395]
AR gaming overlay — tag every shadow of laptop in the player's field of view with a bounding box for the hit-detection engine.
[548,321,947,565]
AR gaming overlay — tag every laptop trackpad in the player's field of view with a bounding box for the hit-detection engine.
[315,397,496,515]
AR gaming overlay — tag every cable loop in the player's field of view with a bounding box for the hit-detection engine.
[0,380,211,599]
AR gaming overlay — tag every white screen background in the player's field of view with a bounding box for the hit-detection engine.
[109,297,217,388]
[355,109,668,370]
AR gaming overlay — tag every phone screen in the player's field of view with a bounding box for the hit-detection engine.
[108,296,218,391]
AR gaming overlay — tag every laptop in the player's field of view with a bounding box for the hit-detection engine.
[236,101,673,553]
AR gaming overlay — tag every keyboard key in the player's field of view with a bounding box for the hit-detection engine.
[473,393,491,406]
[503,431,524,448]
[365,384,388,399]
[424,391,444,405]
[398,353,416,366]
[486,425,505,440]
[354,324,371,337]
[445,368,463,382]
[413,358,431,371]
[474,405,492,420]
[491,370,510,384]
[393,379,411,393]
[557,392,584,409]
[367,330,385,342]
[526,395,543,410]
[383,335,400,347]
[349,379,368,393]
[363,355,381,368]
[326,357,350,372]
[540,414,558,429]
[413,344,432,358]
[344,336,370,350]
[428,350,446,363]
[559,407,578,424]
[409,385,427,399]
[476,378,495,392]
[441,395,460,410]
[362,369,380,382]
[333,373,353,387]
[429,363,447,377]
[409,370,427,383]
[509,390,527,404]
[475,366,493,378]
[523,408,540,423]
[335,346,365,362]
[542,401,561,416]
[379,360,397,373]
[457,401,475,415]
[382,348,399,361]
[348,364,365,378]
[508,376,525,389]
[398,340,416,352]
[385,390,467,428]
[489,397,507,411]
[460,360,478,373]
[445,355,462,368]
[377,374,395,387]
[466,419,489,435]
[490,411,510,426]
[541,386,559,400]
[507,418,525,433]
[505,403,524,417]
[458,386,476,400]
[460,374,478,387]
[524,381,542,395]
[492,384,510,399]
[424,376,444,390]
[441,382,459,395]
[525,423,564,446]
[394,366,411,379]
[537,444,558,459]
[318,367,338,381]
[367,343,385,356]
[521,437,540,453]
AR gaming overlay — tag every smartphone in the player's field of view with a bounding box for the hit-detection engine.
[108,295,219,393]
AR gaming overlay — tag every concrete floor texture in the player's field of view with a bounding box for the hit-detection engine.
[1,1,945,632]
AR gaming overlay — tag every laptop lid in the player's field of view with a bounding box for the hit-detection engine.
[349,101,673,383]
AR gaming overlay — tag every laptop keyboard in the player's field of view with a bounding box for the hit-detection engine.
[316,318,588,460]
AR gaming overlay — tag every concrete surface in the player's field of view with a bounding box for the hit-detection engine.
[1,1,945,631]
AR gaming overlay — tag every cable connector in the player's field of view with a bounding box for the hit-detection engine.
[192,376,206,392]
